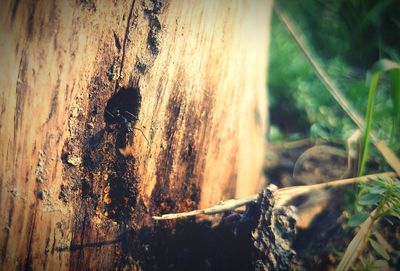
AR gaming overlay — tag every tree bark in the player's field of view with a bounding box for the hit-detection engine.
[0,0,272,269]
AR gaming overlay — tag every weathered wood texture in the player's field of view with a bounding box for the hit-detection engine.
[0,0,272,269]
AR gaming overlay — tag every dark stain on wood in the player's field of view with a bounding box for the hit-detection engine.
[24,199,39,271]
[15,54,28,135]
[77,0,97,12]
[115,0,136,89]
[26,0,37,41]
[146,13,162,56]
[152,92,182,214]
[61,62,145,268]
[179,102,202,204]
[10,0,21,23]
[113,32,121,51]
[0,200,14,262]
[46,78,60,123]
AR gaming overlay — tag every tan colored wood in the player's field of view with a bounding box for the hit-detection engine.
[0,0,272,269]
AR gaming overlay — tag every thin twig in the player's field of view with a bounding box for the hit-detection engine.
[153,194,259,221]
[152,172,396,221]
[276,172,395,206]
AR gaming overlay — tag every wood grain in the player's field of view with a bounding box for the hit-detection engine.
[0,0,272,269]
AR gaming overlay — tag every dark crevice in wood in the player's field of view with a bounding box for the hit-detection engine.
[10,0,21,23]
[0,200,14,262]
[24,200,39,271]
[26,0,37,41]
[115,0,136,92]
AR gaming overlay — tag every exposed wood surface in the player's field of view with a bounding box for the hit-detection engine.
[0,0,272,269]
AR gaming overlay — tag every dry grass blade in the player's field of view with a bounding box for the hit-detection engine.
[275,172,396,206]
[376,141,400,176]
[336,210,377,271]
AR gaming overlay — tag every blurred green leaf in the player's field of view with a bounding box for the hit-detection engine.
[347,213,368,227]
[368,185,386,194]
[269,125,284,142]
[390,69,400,114]
[369,239,390,260]
[390,68,400,147]
[358,193,382,206]
[358,71,381,176]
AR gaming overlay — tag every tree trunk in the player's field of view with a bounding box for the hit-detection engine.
[0,0,272,269]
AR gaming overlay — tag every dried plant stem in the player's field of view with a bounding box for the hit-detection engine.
[153,194,259,220]
[153,172,396,221]
[276,172,395,206]
[336,209,377,271]
[376,142,400,176]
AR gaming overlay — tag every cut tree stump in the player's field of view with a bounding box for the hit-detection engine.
[0,0,272,270]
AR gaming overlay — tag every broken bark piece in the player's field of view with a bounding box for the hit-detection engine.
[210,186,298,270]
[252,187,297,271]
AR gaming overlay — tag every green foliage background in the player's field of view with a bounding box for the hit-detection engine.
[268,0,400,151]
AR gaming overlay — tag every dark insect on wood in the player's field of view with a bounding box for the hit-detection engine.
[104,87,149,156]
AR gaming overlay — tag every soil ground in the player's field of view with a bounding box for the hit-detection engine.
[265,140,400,270]
[265,141,352,270]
